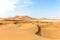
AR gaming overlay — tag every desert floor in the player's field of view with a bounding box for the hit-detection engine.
[0,23,60,40]
[0,23,52,40]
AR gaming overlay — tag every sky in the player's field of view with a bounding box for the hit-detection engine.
[0,0,60,19]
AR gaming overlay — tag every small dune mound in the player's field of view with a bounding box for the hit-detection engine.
[16,23,38,34]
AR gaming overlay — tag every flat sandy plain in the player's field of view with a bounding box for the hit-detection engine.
[0,16,60,40]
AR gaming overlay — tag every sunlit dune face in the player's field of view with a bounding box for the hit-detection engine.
[0,24,39,40]
[41,22,60,39]
[16,23,38,33]
[0,23,51,40]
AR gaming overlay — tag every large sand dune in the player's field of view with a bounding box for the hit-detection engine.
[0,24,51,40]
[0,16,60,40]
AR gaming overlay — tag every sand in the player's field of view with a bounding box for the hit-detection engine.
[0,16,60,40]
[0,23,51,40]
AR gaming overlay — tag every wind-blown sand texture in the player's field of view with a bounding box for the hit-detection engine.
[0,16,60,40]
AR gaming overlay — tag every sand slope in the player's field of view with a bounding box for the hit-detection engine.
[0,24,51,40]
[0,16,60,40]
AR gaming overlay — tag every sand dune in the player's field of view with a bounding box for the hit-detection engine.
[0,16,60,40]
[0,24,51,40]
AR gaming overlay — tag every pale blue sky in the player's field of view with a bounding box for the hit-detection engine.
[14,0,60,19]
[0,0,60,19]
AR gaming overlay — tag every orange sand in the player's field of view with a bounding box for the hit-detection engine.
[0,16,60,40]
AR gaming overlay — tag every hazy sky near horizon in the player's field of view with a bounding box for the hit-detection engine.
[0,0,60,19]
